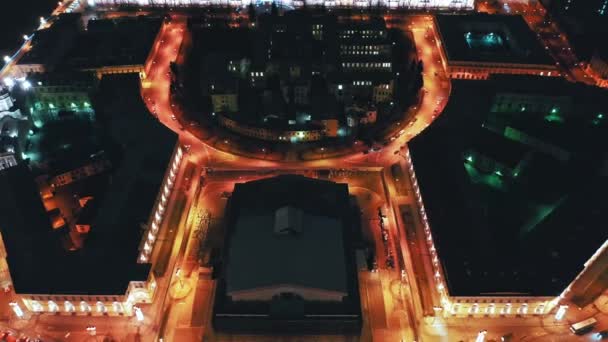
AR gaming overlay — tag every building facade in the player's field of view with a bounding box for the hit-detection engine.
[25,72,96,127]
[90,0,475,9]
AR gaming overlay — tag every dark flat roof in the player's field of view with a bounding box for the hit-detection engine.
[61,17,161,69]
[0,74,177,295]
[436,14,554,66]
[224,175,352,294]
[214,176,362,334]
[470,128,531,169]
[408,77,608,296]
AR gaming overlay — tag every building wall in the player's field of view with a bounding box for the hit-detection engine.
[12,64,45,78]
[211,94,238,113]
[490,93,571,115]
[373,81,393,103]
[0,236,156,317]
[27,81,94,126]
[138,144,185,264]
[91,0,475,9]
[0,93,14,112]
[0,154,18,171]
[562,240,608,308]
[228,285,347,302]
[18,274,156,317]
[86,65,146,80]
[589,52,608,79]
[448,63,559,80]
[341,61,392,72]
[50,158,111,188]
[446,296,556,318]
[218,115,326,142]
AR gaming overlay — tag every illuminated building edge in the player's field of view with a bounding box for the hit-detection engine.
[402,146,604,318]
[431,17,560,81]
[0,145,184,317]
[86,0,474,9]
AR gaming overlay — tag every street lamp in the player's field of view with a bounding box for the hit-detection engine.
[176,268,184,289]
[476,330,487,342]
[555,305,568,320]
[9,302,24,318]
[134,306,144,322]
[86,325,97,336]
[20,80,32,91]
[3,56,10,63]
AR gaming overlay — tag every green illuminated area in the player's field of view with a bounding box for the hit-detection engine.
[544,107,564,123]
[463,160,506,190]
[464,31,508,52]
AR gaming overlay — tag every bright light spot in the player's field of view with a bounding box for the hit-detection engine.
[80,301,90,312]
[555,305,567,320]
[40,17,46,25]
[112,302,123,313]
[9,302,24,318]
[598,113,604,119]
[519,304,528,314]
[3,56,10,63]
[134,306,144,321]
[48,301,58,312]
[338,84,343,90]
[20,80,32,91]
[49,103,55,109]
[3,77,15,88]
[84,101,90,107]
[476,330,487,342]
[70,102,77,108]
[23,35,29,41]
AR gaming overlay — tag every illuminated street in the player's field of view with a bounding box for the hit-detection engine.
[0,0,606,341]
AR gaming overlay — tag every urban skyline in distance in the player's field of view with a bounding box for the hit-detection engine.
[0,0,606,341]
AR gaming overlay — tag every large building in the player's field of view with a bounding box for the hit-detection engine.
[0,74,184,317]
[213,175,362,335]
[541,0,608,17]
[25,72,97,127]
[406,75,608,316]
[435,14,558,80]
[13,14,163,80]
[586,46,608,87]
[192,12,403,142]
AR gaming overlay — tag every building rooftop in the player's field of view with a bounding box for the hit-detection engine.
[436,14,554,66]
[408,76,608,296]
[224,176,350,296]
[18,14,82,66]
[60,16,161,69]
[469,128,531,169]
[0,74,177,295]
[214,175,361,334]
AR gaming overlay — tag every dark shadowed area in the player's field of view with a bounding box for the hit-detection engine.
[0,0,57,57]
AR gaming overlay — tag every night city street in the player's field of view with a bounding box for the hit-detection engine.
[0,0,606,341]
